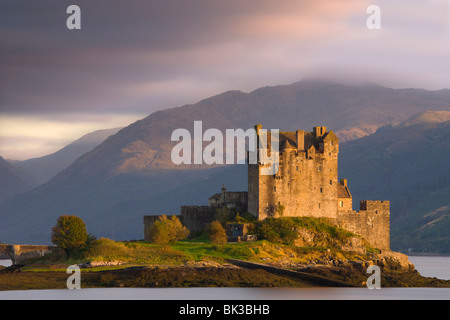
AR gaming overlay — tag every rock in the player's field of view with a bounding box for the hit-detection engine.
[79,260,125,268]
[376,251,415,271]
[0,264,23,273]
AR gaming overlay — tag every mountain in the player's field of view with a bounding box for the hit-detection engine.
[0,157,35,202]
[14,127,122,186]
[1,80,450,245]
[398,110,450,127]
[339,112,450,253]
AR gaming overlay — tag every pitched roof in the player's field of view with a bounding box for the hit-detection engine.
[338,184,352,198]
[280,139,296,151]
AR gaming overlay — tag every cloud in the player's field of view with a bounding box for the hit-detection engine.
[0,0,449,159]
[0,113,142,160]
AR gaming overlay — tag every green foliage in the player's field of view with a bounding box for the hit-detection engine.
[233,211,257,223]
[276,203,285,217]
[208,220,228,245]
[215,207,235,226]
[255,218,298,245]
[51,215,89,256]
[147,215,190,245]
[290,217,354,241]
[254,217,356,247]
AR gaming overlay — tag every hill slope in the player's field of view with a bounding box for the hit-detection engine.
[0,157,34,202]
[14,127,122,186]
[339,113,450,253]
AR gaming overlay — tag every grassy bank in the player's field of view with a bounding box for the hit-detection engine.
[2,217,450,290]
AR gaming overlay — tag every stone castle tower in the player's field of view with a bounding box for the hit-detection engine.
[248,125,390,250]
[145,124,391,251]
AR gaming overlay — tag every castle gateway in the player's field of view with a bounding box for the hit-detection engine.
[144,125,390,251]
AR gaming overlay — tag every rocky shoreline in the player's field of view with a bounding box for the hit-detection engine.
[1,247,449,291]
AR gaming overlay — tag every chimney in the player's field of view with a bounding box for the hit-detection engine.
[314,126,327,138]
[296,130,304,151]
[255,124,262,135]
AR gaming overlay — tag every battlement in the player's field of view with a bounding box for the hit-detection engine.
[360,200,390,212]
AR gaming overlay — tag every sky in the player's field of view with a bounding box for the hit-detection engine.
[1,0,449,160]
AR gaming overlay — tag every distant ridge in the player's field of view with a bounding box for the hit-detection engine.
[0,156,33,202]
[15,127,122,186]
[399,111,450,127]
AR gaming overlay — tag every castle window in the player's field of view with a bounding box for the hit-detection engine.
[296,166,299,171]
[320,188,323,193]
[339,200,344,207]
[331,141,334,145]
[329,180,332,185]
[318,203,321,209]
[318,166,322,172]
[274,186,276,192]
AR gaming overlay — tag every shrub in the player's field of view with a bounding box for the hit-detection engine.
[51,215,89,256]
[215,207,235,226]
[147,215,190,245]
[208,220,228,245]
[255,218,298,245]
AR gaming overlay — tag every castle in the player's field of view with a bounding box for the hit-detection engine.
[144,125,390,251]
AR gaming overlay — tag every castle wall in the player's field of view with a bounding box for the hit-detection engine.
[338,198,353,211]
[249,127,340,220]
[0,244,57,264]
[337,200,390,251]
[208,191,248,213]
[180,206,216,234]
[248,163,260,218]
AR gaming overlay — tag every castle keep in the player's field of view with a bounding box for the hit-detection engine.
[248,125,390,250]
[144,125,390,251]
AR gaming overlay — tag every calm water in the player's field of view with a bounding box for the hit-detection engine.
[0,259,12,267]
[408,256,450,280]
[1,256,449,300]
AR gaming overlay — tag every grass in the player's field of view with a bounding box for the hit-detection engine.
[19,216,376,272]
[2,238,328,290]
[3,228,450,290]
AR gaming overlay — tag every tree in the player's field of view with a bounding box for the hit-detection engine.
[208,220,228,245]
[148,215,190,245]
[51,215,88,256]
